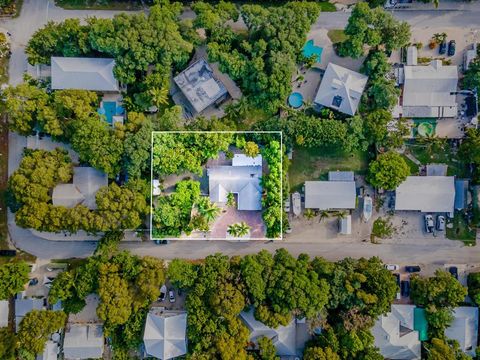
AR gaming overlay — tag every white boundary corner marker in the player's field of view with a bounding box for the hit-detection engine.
[150,130,283,241]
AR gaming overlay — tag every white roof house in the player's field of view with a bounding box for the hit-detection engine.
[36,340,59,360]
[143,309,187,360]
[51,57,119,92]
[445,307,478,356]
[314,63,368,116]
[398,60,458,118]
[52,167,108,210]
[395,176,455,213]
[372,305,421,360]
[304,181,356,210]
[173,59,228,114]
[240,308,309,357]
[63,324,104,360]
[208,155,262,211]
[15,298,44,330]
[0,300,8,327]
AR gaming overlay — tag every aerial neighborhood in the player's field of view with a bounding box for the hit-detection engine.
[0,0,480,359]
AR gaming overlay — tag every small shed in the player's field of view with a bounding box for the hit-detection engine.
[338,215,352,235]
[328,171,354,182]
[407,46,418,66]
[152,180,161,197]
[455,179,469,211]
[426,164,447,176]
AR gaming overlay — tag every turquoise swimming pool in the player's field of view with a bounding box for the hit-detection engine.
[98,101,125,124]
[288,92,303,108]
[303,40,323,63]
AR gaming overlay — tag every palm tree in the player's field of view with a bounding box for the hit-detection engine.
[304,209,316,220]
[227,222,251,237]
[149,87,169,108]
[318,210,330,223]
[333,211,347,220]
[197,198,221,222]
[226,192,236,207]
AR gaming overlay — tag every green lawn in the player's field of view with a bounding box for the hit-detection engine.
[54,0,143,10]
[327,29,348,44]
[401,154,420,175]
[446,213,476,245]
[288,146,369,192]
[319,2,337,12]
[407,143,468,178]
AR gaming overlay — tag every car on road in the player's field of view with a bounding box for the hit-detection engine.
[448,266,458,280]
[385,264,399,271]
[436,215,445,231]
[159,285,167,302]
[439,40,447,55]
[29,278,38,286]
[169,289,176,303]
[424,214,434,233]
[448,40,456,56]
[401,280,410,297]
[405,265,421,273]
[154,240,170,245]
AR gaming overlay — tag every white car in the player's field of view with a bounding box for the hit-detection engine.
[385,264,399,271]
[424,214,434,233]
[169,290,176,303]
[436,215,445,231]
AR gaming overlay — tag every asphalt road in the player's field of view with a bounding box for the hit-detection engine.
[2,0,480,264]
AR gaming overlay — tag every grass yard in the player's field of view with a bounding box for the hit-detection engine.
[407,142,468,178]
[54,0,143,10]
[288,146,368,192]
[401,155,420,175]
[446,213,476,245]
[327,29,348,44]
[318,2,337,12]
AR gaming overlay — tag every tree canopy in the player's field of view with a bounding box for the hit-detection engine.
[0,261,30,299]
[367,151,410,190]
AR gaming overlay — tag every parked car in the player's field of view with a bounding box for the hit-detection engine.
[448,40,456,56]
[448,266,459,280]
[159,285,167,302]
[439,40,447,55]
[0,250,16,256]
[436,215,445,231]
[385,264,399,271]
[154,240,170,245]
[401,280,410,297]
[29,278,38,286]
[424,214,434,233]
[169,289,176,303]
[284,196,291,213]
[405,265,421,273]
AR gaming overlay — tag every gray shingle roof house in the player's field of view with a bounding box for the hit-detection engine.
[314,63,368,116]
[208,154,263,211]
[445,307,478,357]
[52,167,108,210]
[372,305,421,360]
[63,324,104,360]
[173,59,228,115]
[51,57,119,92]
[304,180,356,210]
[394,176,455,213]
[240,308,309,357]
[143,309,187,360]
[396,60,458,118]
[15,298,44,330]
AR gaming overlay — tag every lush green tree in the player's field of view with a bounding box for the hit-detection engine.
[467,272,480,306]
[367,151,410,190]
[192,1,239,33]
[360,51,390,80]
[167,259,198,289]
[258,336,279,360]
[463,59,480,96]
[304,346,341,360]
[243,141,260,158]
[197,197,221,223]
[0,327,16,360]
[338,3,410,58]
[459,128,480,166]
[71,116,124,177]
[227,222,251,237]
[364,77,400,111]
[17,310,66,357]
[0,261,31,299]
[425,338,467,360]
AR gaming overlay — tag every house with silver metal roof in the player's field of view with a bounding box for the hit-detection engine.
[372,304,421,360]
[445,306,478,357]
[240,308,310,357]
[394,176,455,213]
[0,300,8,327]
[143,309,187,360]
[37,340,59,360]
[394,60,458,118]
[52,167,108,210]
[51,57,119,92]
[314,63,368,116]
[304,180,356,210]
[172,59,229,117]
[15,298,44,330]
[208,154,263,211]
[63,324,104,360]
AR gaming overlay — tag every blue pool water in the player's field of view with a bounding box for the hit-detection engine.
[303,40,323,63]
[288,92,303,108]
[102,101,117,124]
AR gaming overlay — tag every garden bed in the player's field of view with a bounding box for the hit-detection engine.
[446,213,476,245]
[54,0,143,10]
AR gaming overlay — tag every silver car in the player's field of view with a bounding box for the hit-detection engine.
[436,215,445,231]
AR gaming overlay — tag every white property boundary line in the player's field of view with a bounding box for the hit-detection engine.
[150,130,283,241]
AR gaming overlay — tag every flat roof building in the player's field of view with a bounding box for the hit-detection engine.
[396,60,458,118]
[63,324,104,360]
[314,63,368,116]
[51,57,119,92]
[304,180,356,210]
[445,306,478,357]
[395,176,455,213]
